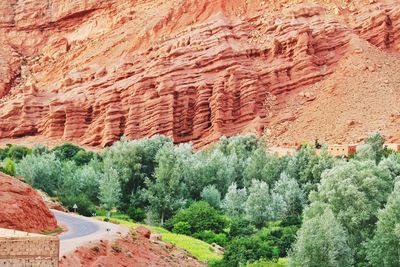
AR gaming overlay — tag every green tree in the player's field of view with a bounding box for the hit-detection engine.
[272,172,305,216]
[245,180,285,227]
[182,149,238,200]
[222,182,247,217]
[145,144,187,225]
[290,208,352,267]
[366,182,400,267]
[73,164,101,204]
[286,145,316,182]
[379,153,400,179]
[103,135,172,211]
[364,132,385,163]
[309,159,393,261]
[201,185,221,209]
[99,167,121,218]
[17,153,62,196]
[244,147,286,187]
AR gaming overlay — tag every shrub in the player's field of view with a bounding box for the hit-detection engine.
[2,158,16,176]
[61,194,96,217]
[169,201,227,234]
[228,217,256,240]
[222,236,280,267]
[247,259,286,267]
[172,221,191,235]
[32,144,49,156]
[127,207,146,222]
[52,143,83,161]
[6,145,31,161]
[193,230,228,247]
[72,150,95,165]
[258,223,299,257]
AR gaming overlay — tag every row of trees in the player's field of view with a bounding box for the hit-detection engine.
[1,133,399,266]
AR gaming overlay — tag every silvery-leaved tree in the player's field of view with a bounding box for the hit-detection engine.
[99,166,121,219]
[290,208,352,267]
[366,181,400,267]
[145,144,188,225]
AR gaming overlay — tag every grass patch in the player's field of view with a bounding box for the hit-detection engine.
[41,226,64,236]
[96,216,222,263]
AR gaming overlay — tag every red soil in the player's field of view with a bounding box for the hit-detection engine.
[0,172,57,233]
[59,227,204,267]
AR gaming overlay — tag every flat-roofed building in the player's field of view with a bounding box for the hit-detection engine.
[328,144,357,157]
[384,143,400,152]
[268,146,298,157]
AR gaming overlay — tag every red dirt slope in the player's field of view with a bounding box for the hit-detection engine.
[59,227,204,267]
[0,172,57,233]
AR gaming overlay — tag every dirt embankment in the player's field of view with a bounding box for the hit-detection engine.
[0,172,57,233]
[59,226,204,267]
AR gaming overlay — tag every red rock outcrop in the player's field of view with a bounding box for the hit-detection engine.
[0,173,58,233]
[0,0,400,147]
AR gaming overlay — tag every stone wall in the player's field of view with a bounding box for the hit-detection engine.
[0,228,59,267]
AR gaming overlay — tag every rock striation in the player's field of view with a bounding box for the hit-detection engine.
[0,173,58,233]
[0,0,400,147]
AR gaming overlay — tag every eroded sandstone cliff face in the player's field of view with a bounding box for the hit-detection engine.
[0,0,399,147]
[0,173,57,233]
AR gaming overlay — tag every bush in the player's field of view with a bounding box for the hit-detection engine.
[258,223,299,257]
[193,230,228,247]
[52,143,83,161]
[72,150,95,165]
[222,236,280,267]
[126,207,146,222]
[228,218,256,240]
[169,201,227,234]
[61,194,96,217]
[1,158,16,176]
[32,144,49,156]
[8,145,32,161]
[173,221,191,235]
[247,259,286,267]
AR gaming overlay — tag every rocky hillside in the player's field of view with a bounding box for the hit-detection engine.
[0,0,399,147]
[0,172,57,232]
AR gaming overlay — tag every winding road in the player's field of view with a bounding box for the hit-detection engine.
[52,210,129,256]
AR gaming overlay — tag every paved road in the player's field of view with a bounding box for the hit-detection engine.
[52,210,129,256]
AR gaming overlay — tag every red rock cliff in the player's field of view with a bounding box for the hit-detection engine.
[0,173,57,233]
[0,0,399,147]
